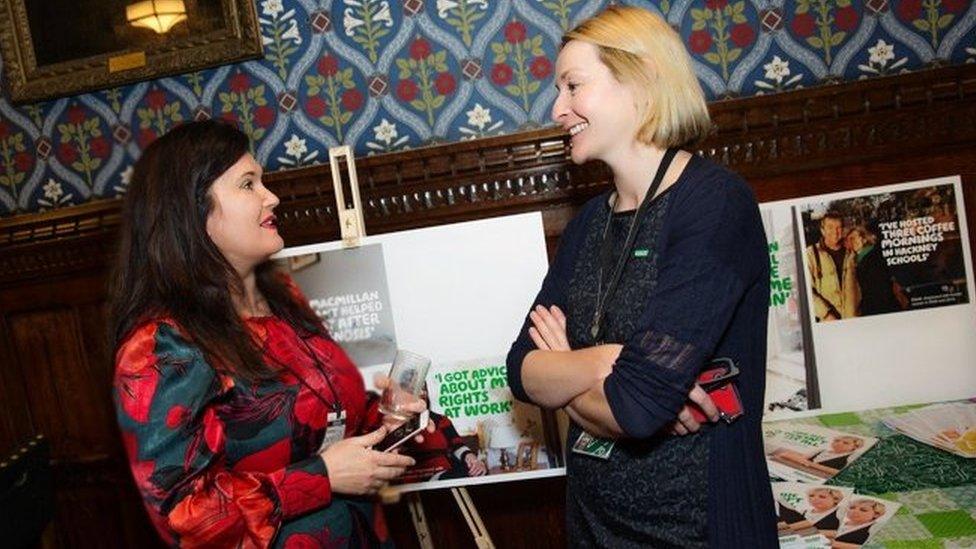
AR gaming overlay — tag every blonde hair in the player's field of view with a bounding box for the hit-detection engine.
[809,487,845,505]
[563,6,711,148]
[851,499,886,518]
[836,435,864,449]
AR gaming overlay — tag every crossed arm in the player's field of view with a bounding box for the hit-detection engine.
[522,304,718,439]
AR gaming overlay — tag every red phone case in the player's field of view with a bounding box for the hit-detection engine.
[688,362,744,424]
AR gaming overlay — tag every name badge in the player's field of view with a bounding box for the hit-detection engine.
[571,431,614,460]
[317,410,347,453]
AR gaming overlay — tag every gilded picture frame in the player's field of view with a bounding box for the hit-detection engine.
[0,0,263,104]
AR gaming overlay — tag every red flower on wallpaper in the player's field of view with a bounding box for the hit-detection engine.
[705,0,729,10]
[689,29,713,54]
[410,38,431,60]
[530,56,553,80]
[943,0,966,13]
[341,89,364,111]
[67,105,87,125]
[253,105,275,127]
[13,151,33,172]
[89,136,111,158]
[0,121,10,139]
[491,63,514,86]
[791,13,816,37]
[146,89,168,110]
[139,128,157,147]
[505,21,527,44]
[434,72,456,95]
[897,0,923,20]
[59,143,78,164]
[221,112,239,124]
[229,73,251,93]
[835,6,859,31]
[306,97,327,118]
[730,23,755,48]
[317,55,339,77]
[397,79,419,102]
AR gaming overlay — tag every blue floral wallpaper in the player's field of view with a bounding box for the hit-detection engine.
[0,0,973,216]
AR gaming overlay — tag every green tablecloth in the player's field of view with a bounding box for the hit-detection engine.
[770,404,976,547]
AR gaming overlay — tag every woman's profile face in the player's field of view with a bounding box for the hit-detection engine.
[205,153,283,273]
[551,40,643,166]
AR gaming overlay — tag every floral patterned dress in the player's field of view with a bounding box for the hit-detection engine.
[113,307,391,548]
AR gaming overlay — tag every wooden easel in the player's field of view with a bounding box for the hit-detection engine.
[329,145,496,549]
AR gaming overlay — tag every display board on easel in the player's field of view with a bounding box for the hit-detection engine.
[273,146,558,549]
[761,176,976,419]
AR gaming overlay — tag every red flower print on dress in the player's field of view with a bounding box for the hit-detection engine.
[276,469,332,517]
[166,405,190,429]
[168,473,276,548]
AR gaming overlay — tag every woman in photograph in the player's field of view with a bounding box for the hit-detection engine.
[110,120,417,547]
[506,6,776,547]
[832,499,887,547]
[847,225,907,315]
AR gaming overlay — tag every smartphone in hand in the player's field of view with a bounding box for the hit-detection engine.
[376,410,430,453]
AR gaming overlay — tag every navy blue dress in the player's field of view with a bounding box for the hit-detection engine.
[507,154,778,547]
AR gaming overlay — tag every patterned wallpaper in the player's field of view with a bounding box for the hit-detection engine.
[0,0,974,217]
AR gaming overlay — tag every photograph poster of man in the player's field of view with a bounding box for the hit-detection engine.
[798,181,968,323]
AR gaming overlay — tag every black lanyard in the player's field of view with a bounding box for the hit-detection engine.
[590,147,678,343]
[268,327,344,415]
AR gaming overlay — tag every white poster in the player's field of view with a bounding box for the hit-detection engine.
[795,176,976,413]
[275,212,563,492]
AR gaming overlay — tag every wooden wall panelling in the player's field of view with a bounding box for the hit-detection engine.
[0,64,974,547]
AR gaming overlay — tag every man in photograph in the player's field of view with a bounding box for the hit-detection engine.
[806,211,860,321]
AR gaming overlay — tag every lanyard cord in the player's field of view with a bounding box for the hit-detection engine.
[266,326,344,414]
[590,147,679,342]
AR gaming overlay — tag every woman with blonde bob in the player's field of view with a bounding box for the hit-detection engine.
[507,6,777,547]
